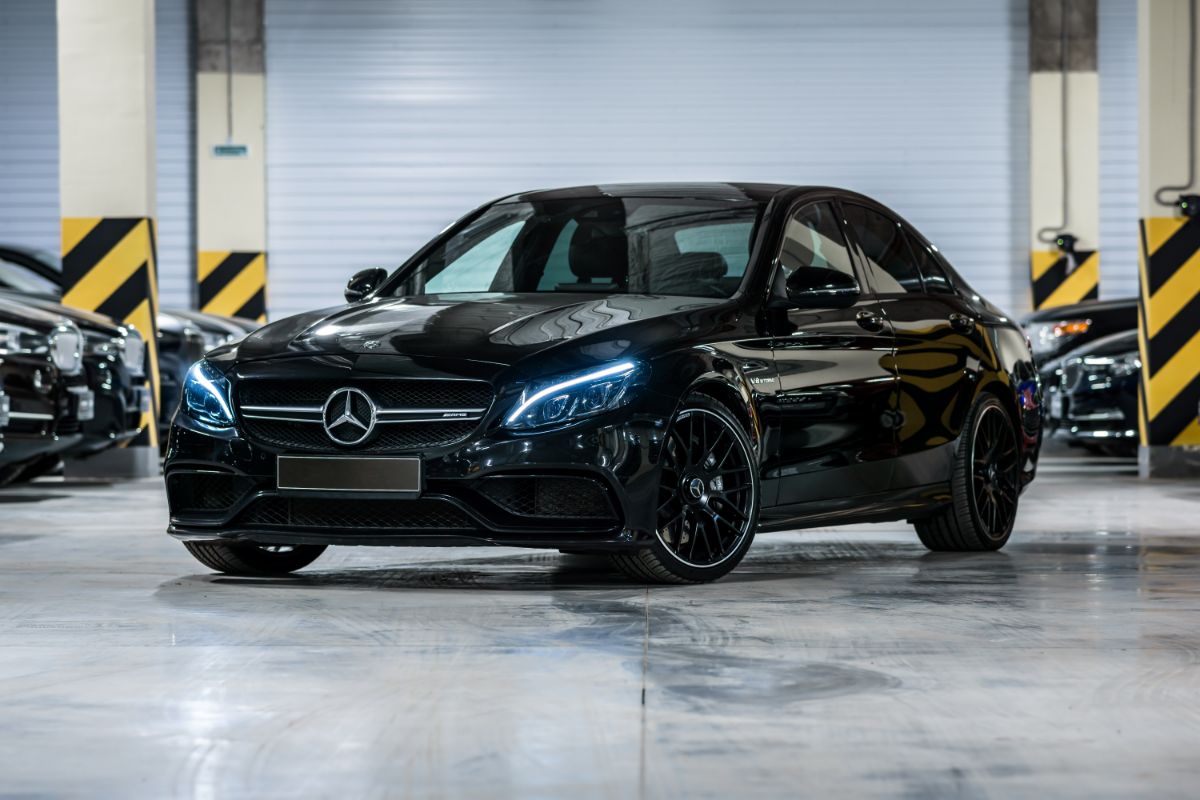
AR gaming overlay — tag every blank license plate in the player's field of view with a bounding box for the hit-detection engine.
[277,456,421,494]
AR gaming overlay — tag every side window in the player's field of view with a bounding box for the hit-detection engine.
[844,204,923,294]
[777,202,855,278]
[536,220,579,290]
[908,234,956,294]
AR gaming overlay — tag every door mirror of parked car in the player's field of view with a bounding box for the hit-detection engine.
[773,266,861,309]
[345,268,388,303]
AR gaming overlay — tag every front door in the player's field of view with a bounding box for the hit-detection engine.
[765,200,898,507]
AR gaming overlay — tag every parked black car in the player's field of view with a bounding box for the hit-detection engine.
[1045,330,1139,456]
[0,297,94,485]
[1021,297,1136,383]
[0,243,254,446]
[165,184,1042,583]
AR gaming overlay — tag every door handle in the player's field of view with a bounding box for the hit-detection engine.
[855,309,885,332]
[949,313,975,332]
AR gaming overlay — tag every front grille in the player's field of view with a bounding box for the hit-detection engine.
[476,475,616,519]
[239,379,492,410]
[236,496,474,530]
[241,417,481,453]
[236,378,492,453]
[167,471,254,514]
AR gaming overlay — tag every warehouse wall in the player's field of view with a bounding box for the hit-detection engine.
[0,0,194,308]
[0,0,58,256]
[1098,0,1139,300]
[264,0,1033,316]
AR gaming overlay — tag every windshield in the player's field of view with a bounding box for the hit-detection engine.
[0,256,61,295]
[388,197,764,299]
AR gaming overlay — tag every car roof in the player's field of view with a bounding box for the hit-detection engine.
[497,182,831,204]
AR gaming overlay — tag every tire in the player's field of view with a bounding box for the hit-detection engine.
[183,541,327,576]
[914,393,1020,551]
[611,393,759,584]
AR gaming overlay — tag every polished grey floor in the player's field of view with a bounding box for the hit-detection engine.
[1,454,1199,799]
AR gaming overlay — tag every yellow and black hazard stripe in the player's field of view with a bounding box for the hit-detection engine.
[198,251,266,323]
[1137,217,1200,447]
[61,217,160,448]
[1030,249,1099,310]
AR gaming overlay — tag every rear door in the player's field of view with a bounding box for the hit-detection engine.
[766,200,898,507]
[841,203,983,488]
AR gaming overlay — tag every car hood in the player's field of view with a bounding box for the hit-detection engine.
[230,293,728,371]
[0,290,122,338]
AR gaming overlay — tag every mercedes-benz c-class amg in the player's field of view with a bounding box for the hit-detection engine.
[165,183,1042,583]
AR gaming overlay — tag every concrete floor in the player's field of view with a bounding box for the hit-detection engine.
[1,454,1199,799]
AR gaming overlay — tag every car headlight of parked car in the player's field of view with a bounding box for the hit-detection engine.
[183,360,235,428]
[49,323,84,375]
[504,360,645,431]
[1083,352,1141,378]
[119,326,146,377]
[1028,319,1092,359]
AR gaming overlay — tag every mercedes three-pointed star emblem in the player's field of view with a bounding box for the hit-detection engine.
[321,387,377,446]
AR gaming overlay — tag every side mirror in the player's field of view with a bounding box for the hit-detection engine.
[345,268,388,303]
[772,266,861,310]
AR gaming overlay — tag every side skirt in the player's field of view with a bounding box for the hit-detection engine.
[756,483,951,532]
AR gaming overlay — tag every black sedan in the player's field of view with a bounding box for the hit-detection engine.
[0,298,93,485]
[165,184,1041,583]
[1046,330,1139,456]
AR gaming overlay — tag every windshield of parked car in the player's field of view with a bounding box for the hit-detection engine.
[0,256,61,295]
[388,197,765,299]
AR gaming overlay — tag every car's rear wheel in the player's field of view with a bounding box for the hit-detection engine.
[183,541,327,575]
[611,394,759,583]
[914,394,1020,551]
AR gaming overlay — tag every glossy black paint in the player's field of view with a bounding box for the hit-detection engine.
[1047,330,1139,455]
[1,292,144,458]
[165,183,1041,550]
[0,300,88,474]
[1021,297,1136,385]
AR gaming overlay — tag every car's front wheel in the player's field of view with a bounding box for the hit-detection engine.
[914,393,1020,551]
[611,394,759,584]
[183,541,327,576]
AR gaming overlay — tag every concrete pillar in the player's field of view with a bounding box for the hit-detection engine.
[1137,0,1200,477]
[195,0,267,322]
[1029,0,1101,310]
[56,0,160,476]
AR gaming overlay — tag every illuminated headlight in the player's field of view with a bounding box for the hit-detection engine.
[504,360,645,431]
[49,323,84,375]
[1028,319,1091,358]
[120,327,146,377]
[183,360,235,428]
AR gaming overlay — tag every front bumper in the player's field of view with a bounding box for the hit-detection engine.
[164,407,667,550]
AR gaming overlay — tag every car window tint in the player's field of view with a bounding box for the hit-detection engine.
[674,221,754,278]
[536,220,579,290]
[424,219,525,293]
[907,233,955,294]
[844,204,923,294]
[777,202,854,278]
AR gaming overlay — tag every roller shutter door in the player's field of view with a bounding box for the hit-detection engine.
[265,0,1033,317]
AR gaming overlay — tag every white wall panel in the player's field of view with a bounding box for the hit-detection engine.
[155,0,196,308]
[1098,0,1139,300]
[0,0,193,308]
[0,0,59,255]
[265,0,1031,317]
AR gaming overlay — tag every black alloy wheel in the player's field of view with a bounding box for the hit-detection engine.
[914,394,1020,551]
[970,403,1020,540]
[612,394,759,583]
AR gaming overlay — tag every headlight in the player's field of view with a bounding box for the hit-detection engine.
[49,323,83,375]
[1083,352,1141,377]
[1028,319,1091,358]
[183,360,235,428]
[120,327,146,377]
[504,360,644,431]
[201,330,240,353]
